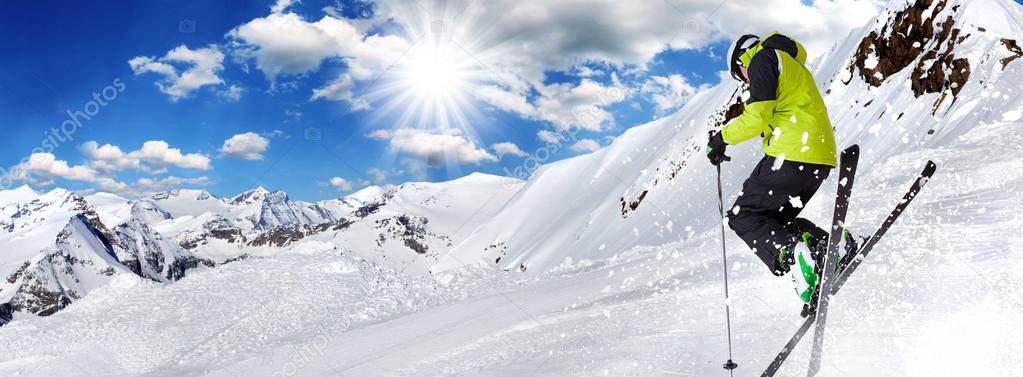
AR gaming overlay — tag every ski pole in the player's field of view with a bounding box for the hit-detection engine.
[716,164,738,375]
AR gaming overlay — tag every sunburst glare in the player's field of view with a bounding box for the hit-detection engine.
[364,18,491,139]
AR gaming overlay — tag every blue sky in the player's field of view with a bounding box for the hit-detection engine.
[0,0,883,201]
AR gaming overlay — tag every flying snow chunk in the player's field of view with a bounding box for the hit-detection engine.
[1003,111,1021,122]
[788,196,804,208]
[772,154,786,171]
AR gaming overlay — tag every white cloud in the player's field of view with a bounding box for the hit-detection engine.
[370,0,877,128]
[311,73,369,110]
[365,167,403,184]
[227,12,409,81]
[575,65,605,78]
[351,98,371,111]
[135,141,212,172]
[569,139,601,153]
[217,84,243,101]
[220,132,270,160]
[537,130,565,144]
[534,75,629,132]
[375,0,879,74]
[641,74,702,114]
[262,129,286,138]
[227,13,351,79]
[10,151,217,196]
[93,178,130,193]
[366,168,387,184]
[80,140,211,174]
[401,158,428,181]
[214,0,880,134]
[136,176,210,191]
[368,128,498,166]
[475,76,629,133]
[79,142,140,172]
[366,129,392,139]
[12,153,129,192]
[492,142,528,158]
[16,153,98,183]
[475,85,537,117]
[270,0,297,13]
[328,176,353,192]
[129,44,226,101]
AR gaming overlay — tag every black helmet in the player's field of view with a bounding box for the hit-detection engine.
[729,34,760,82]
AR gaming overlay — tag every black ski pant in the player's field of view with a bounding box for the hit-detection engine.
[726,155,832,275]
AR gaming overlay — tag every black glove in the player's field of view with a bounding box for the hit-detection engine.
[706,131,730,166]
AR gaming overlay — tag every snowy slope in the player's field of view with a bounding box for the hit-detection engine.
[85,192,132,226]
[129,200,173,224]
[3,111,1022,376]
[0,185,37,207]
[316,185,389,217]
[149,189,232,218]
[436,0,1023,273]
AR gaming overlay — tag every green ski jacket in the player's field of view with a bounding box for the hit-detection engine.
[722,32,837,167]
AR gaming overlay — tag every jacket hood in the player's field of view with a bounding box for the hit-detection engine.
[739,31,808,68]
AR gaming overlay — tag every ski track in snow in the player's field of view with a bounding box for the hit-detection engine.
[1,119,1022,376]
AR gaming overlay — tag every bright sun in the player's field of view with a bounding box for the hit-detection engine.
[405,50,462,96]
[368,37,483,134]
[360,2,500,159]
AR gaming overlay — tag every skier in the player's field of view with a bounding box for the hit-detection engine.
[706,32,848,304]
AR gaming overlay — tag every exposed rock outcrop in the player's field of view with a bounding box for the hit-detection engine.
[849,0,971,102]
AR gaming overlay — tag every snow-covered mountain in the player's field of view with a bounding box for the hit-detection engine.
[112,217,212,282]
[0,189,130,315]
[5,214,131,316]
[316,185,389,218]
[0,172,524,317]
[143,187,335,260]
[229,187,336,230]
[0,188,210,316]
[303,173,525,272]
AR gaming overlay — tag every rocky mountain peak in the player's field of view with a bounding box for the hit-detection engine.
[230,186,272,205]
[130,200,173,223]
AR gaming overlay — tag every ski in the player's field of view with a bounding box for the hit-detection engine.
[806,145,859,376]
[802,146,860,318]
[760,158,937,377]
